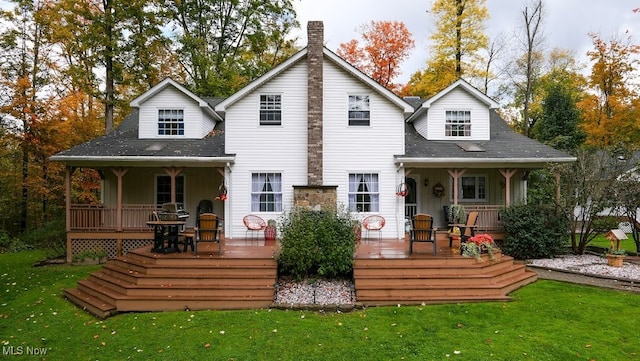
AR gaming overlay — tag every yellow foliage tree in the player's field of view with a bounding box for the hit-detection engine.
[403,0,489,97]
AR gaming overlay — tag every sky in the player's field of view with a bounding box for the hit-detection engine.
[292,0,639,84]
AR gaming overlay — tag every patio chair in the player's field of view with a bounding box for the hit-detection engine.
[194,213,221,255]
[196,199,214,227]
[453,211,478,247]
[362,215,385,242]
[410,214,437,255]
[243,215,266,240]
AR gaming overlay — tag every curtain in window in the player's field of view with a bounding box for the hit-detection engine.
[251,173,282,212]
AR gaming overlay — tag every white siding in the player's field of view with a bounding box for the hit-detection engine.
[224,61,309,238]
[223,59,407,239]
[323,61,405,239]
[422,88,490,141]
[137,86,215,139]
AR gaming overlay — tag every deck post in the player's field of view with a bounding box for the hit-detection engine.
[447,169,467,205]
[111,168,129,232]
[499,169,517,206]
[163,167,184,204]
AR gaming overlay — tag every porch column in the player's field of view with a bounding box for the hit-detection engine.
[163,167,184,203]
[447,169,467,205]
[499,169,517,206]
[111,168,129,232]
[65,167,76,232]
[554,170,561,204]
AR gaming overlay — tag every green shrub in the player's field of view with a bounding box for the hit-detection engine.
[0,231,33,253]
[501,203,568,260]
[276,207,357,279]
[21,220,66,258]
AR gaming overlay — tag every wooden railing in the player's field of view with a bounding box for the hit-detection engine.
[465,205,504,232]
[70,204,159,231]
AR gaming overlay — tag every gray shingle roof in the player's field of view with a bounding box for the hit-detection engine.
[50,109,232,166]
[400,110,575,167]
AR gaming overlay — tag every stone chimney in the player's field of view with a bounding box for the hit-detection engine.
[292,21,337,211]
[307,21,323,186]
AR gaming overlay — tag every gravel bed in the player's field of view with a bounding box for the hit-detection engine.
[274,278,355,306]
[529,255,640,282]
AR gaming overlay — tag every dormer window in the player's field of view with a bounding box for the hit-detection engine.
[445,110,471,137]
[158,109,184,136]
[348,95,370,126]
[260,94,281,125]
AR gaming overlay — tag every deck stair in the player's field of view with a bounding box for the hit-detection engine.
[64,245,277,318]
[354,251,537,305]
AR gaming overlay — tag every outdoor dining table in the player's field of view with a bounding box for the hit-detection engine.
[147,220,186,253]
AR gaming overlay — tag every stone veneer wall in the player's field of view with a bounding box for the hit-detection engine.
[307,21,323,186]
[293,186,337,211]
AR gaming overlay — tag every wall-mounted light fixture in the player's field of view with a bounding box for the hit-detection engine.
[424,179,429,187]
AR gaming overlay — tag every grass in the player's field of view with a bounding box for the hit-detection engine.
[586,234,638,253]
[2,251,640,360]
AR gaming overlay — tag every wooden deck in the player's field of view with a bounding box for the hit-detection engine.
[64,237,537,318]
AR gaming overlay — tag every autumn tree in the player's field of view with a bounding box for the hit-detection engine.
[403,0,489,97]
[42,0,170,132]
[0,0,54,232]
[163,0,299,96]
[579,32,640,148]
[338,21,414,93]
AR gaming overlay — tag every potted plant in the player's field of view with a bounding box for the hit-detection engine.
[448,204,466,224]
[72,249,107,265]
[606,249,626,267]
[461,234,499,261]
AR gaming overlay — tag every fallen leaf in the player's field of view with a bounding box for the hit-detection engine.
[457,323,463,328]
[585,344,592,348]
[204,343,211,348]
[93,335,99,339]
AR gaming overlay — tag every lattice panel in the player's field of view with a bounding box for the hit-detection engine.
[72,239,118,259]
[122,239,154,255]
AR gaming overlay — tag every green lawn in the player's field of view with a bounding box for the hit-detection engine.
[586,234,638,253]
[2,251,639,360]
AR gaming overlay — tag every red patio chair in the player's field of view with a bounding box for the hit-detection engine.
[362,215,385,242]
[243,215,267,240]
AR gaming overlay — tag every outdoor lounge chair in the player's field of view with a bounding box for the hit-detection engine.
[410,214,437,255]
[194,213,221,255]
[451,211,478,247]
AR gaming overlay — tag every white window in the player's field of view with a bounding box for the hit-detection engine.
[156,175,185,206]
[260,95,281,125]
[454,175,487,202]
[445,110,471,137]
[348,95,370,126]
[158,109,184,135]
[251,173,282,212]
[348,173,379,212]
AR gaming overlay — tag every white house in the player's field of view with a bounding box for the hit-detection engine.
[51,21,575,260]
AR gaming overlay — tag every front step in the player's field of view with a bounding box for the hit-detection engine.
[65,248,278,318]
[63,288,117,319]
[354,254,537,305]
